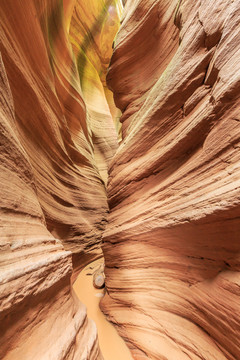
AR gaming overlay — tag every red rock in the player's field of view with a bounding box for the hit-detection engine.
[0,0,121,359]
[101,1,240,359]
[1,0,240,359]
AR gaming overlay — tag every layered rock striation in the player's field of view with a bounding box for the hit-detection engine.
[68,0,123,182]
[0,50,102,360]
[1,0,240,359]
[0,0,121,359]
[102,0,240,359]
[0,0,122,265]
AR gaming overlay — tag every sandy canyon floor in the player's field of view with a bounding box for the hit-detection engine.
[73,259,133,360]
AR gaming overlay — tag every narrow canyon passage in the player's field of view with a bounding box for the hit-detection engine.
[73,259,133,360]
[0,0,240,360]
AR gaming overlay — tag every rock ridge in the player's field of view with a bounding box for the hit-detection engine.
[101,0,240,359]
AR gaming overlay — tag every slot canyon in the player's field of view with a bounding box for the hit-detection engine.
[0,0,240,359]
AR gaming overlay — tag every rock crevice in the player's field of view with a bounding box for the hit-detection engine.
[1,0,240,359]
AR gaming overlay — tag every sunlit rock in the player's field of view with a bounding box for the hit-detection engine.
[0,0,121,359]
[1,0,240,359]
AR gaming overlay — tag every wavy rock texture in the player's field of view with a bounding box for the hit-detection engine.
[68,0,123,182]
[0,0,121,266]
[0,0,121,359]
[102,0,240,359]
[0,51,102,360]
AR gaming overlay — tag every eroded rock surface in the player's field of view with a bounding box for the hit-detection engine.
[93,264,105,289]
[0,49,102,360]
[0,0,121,268]
[101,1,240,359]
[1,0,240,359]
[0,0,121,359]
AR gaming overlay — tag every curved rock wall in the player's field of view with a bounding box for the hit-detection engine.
[0,0,121,359]
[1,0,240,359]
[69,0,122,182]
[0,0,122,265]
[102,0,240,359]
[0,51,101,360]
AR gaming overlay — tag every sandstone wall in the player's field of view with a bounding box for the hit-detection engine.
[68,0,122,182]
[102,1,240,359]
[1,0,240,359]
[0,0,121,358]
[0,0,121,264]
[0,50,102,360]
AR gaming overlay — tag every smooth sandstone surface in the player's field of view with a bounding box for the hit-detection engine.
[102,0,240,359]
[68,0,122,182]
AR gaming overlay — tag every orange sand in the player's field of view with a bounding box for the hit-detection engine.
[73,259,133,360]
